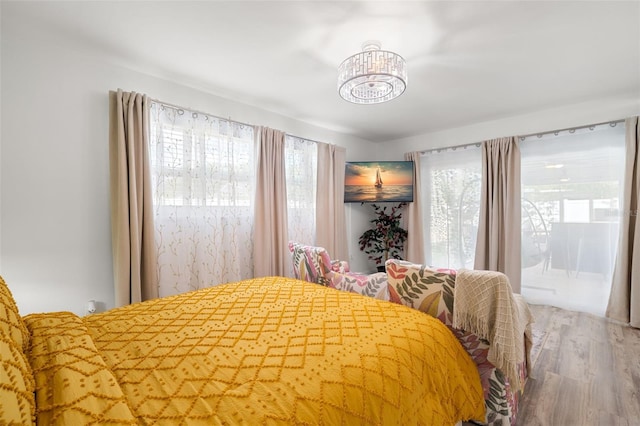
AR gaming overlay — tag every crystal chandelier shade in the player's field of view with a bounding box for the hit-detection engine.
[338,41,407,104]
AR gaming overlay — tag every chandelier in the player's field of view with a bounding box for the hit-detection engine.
[338,41,407,104]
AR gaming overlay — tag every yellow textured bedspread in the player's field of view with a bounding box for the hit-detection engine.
[24,277,485,425]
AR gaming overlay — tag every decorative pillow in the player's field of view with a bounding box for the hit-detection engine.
[25,312,136,424]
[327,271,389,301]
[385,259,456,324]
[0,276,29,352]
[0,330,35,424]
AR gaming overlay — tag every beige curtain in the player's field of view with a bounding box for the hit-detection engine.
[607,116,640,328]
[254,127,289,277]
[108,89,158,306]
[316,143,348,260]
[474,137,522,293]
[403,152,425,263]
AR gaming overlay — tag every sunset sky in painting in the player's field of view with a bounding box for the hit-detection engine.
[345,162,413,186]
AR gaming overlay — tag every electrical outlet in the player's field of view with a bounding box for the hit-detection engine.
[86,300,96,314]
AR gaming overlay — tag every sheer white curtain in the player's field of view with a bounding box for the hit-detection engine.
[149,103,255,297]
[420,145,482,269]
[520,123,625,316]
[285,135,317,249]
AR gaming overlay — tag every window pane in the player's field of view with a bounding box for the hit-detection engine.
[520,123,625,316]
[150,107,254,207]
[421,146,481,269]
[285,135,317,246]
[149,104,256,296]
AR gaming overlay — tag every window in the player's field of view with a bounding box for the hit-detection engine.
[148,102,321,294]
[285,135,317,245]
[150,107,254,207]
[149,104,256,296]
[421,146,482,269]
[418,122,625,317]
[520,123,625,316]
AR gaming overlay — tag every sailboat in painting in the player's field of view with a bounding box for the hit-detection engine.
[375,167,383,189]
[344,161,414,203]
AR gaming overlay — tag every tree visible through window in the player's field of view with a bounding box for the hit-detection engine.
[421,146,481,269]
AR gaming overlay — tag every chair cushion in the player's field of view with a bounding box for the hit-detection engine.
[330,260,350,274]
[288,242,333,285]
[328,271,389,301]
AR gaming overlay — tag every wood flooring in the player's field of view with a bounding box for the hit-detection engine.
[517,304,640,426]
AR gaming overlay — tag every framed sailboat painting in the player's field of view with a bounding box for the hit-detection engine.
[344,161,414,203]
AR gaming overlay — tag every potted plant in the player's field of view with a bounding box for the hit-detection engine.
[358,203,408,271]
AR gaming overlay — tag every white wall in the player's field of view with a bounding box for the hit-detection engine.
[0,15,373,316]
[4,9,637,315]
[379,94,640,157]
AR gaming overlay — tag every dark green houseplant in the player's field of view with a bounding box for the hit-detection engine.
[358,203,408,271]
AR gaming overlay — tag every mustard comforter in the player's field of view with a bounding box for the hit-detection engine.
[24,277,485,425]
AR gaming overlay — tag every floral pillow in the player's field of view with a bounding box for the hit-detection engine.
[385,259,456,325]
[327,271,389,301]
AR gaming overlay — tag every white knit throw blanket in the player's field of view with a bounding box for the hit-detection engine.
[453,269,528,392]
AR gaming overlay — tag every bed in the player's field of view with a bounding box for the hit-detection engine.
[326,259,533,426]
[1,275,485,425]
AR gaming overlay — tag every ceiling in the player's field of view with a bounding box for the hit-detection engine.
[5,1,639,142]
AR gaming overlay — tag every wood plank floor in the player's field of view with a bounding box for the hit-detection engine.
[517,304,640,426]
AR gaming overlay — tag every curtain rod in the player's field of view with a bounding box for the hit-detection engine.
[420,141,481,155]
[149,98,255,129]
[518,119,624,140]
[151,98,624,151]
[419,119,625,155]
[284,133,334,147]
[149,97,331,146]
